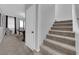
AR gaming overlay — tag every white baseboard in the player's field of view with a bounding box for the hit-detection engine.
[25,43,40,52]
[34,48,40,52]
[25,43,34,51]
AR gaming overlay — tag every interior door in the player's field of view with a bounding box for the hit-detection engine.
[26,5,36,50]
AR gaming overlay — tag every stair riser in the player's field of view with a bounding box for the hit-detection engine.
[53,26,72,28]
[51,27,72,31]
[44,40,76,55]
[40,20,75,55]
[53,24,72,27]
[47,35,75,46]
[49,31,75,37]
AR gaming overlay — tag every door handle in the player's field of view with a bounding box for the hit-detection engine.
[32,31,34,33]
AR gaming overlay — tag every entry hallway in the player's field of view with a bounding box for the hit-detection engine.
[0,35,33,55]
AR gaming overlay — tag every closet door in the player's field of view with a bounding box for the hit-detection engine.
[26,5,36,50]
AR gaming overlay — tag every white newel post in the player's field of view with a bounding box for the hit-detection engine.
[72,4,79,55]
[72,5,79,32]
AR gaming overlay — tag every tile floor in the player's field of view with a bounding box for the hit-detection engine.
[0,34,33,55]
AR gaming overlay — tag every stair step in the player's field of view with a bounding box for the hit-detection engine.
[49,30,75,37]
[51,26,72,31]
[47,34,75,46]
[40,20,75,55]
[55,20,72,23]
[40,44,66,55]
[53,26,72,28]
[44,39,76,55]
[53,23,72,26]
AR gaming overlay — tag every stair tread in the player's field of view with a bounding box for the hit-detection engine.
[55,21,72,23]
[52,26,72,28]
[47,34,75,41]
[40,20,75,55]
[41,44,66,55]
[55,20,72,23]
[45,39,75,51]
[49,30,74,33]
[55,22,72,24]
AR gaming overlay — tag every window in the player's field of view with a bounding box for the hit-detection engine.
[8,16,15,34]
[20,20,23,28]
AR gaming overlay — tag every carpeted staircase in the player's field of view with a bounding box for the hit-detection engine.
[40,20,76,55]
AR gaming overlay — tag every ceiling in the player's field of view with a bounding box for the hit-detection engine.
[0,4,32,19]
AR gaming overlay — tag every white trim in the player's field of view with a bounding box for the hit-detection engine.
[55,18,72,21]
[34,49,40,52]
[25,43,34,51]
[25,43,41,53]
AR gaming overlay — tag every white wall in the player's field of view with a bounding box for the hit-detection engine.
[55,4,72,21]
[77,19,79,27]
[75,5,79,18]
[0,9,6,42]
[0,27,4,42]
[37,4,55,51]
[25,4,55,51]
[2,15,6,28]
[2,15,6,36]
[75,5,79,30]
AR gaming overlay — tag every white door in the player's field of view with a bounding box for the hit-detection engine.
[25,5,36,50]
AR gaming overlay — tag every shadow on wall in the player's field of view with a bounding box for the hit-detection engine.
[77,18,79,28]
